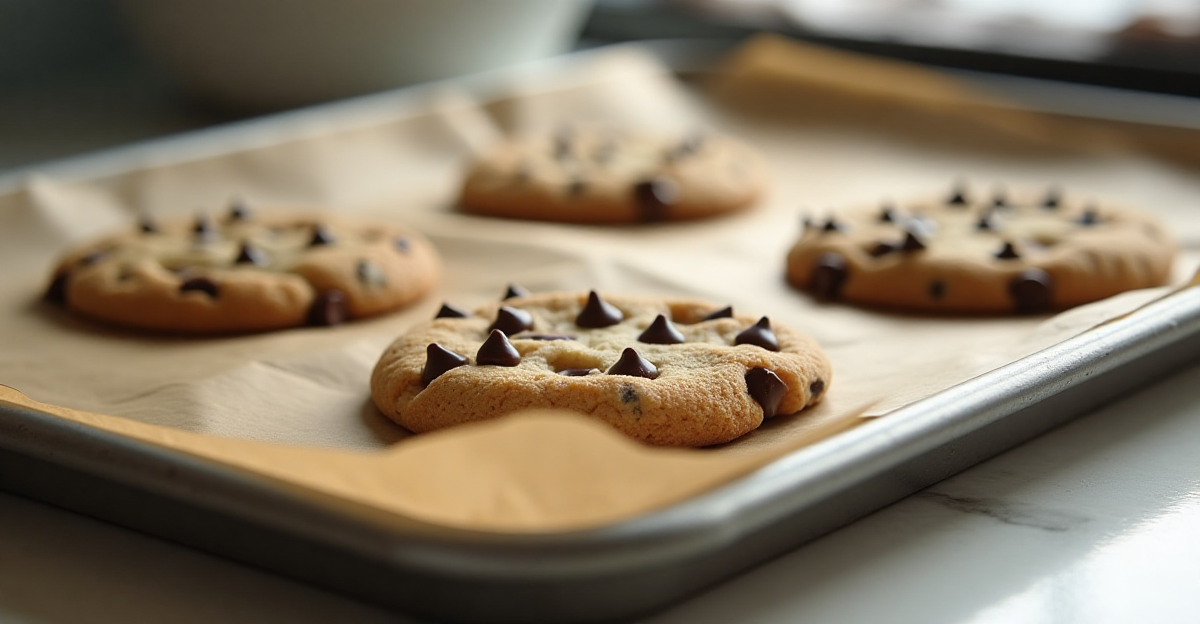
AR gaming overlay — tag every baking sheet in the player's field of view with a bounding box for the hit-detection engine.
[1,36,1199,534]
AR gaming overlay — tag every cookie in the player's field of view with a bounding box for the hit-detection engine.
[786,184,1175,313]
[458,128,768,224]
[370,289,832,447]
[43,202,441,333]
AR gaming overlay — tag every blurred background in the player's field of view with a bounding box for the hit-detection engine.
[2,0,1198,172]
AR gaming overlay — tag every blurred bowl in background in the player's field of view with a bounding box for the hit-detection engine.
[119,0,594,112]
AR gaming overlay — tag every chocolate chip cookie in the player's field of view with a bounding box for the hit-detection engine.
[786,184,1175,313]
[458,128,768,223]
[44,202,441,332]
[370,290,832,447]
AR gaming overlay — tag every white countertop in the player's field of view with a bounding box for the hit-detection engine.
[3,358,1199,624]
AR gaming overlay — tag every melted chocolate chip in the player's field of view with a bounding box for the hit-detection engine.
[576,291,623,328]
[435,302,470,319]
[422,343,468,385]
[558,368,595,377]
[476,329,521,366]
[745,368,787,418]
[810,252,848,300]
[357,260,386,287]
[489,306,533,335]
[929,280,946,300]
[809,378,826,399]
[138,217,157,234]
[503,284,529,300]
[44,273,69,306]
[947,184,969,206]
[868,241,897,257]
[309,224,335,247]
[516,334,576,341]
[901,230,927,252]
[996,241,1020,259]
[1009,269,1054,313]
[1042,188,1062,209]
[235,242,266,265]
[606,348,657,378]
[180,276,219,298]
[228,199,251,221]
[307,289,347,326]
[735,317,780,352]
[638,314,685,344]
[633,178,679,222]
[394,237,410,253]
[703,306,734,320]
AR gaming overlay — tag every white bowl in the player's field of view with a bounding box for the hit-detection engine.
[120,0,594,111]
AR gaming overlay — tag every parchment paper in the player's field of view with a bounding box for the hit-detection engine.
[1,36,1198,532]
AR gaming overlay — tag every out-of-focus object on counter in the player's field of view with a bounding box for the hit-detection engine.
[585,0,1200,97]
[118,0,596,111]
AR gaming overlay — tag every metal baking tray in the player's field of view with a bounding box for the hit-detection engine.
[3,40,1200,624]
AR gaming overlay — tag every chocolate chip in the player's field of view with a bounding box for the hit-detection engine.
[745,368,787,418]
[991,190,1008,209]
[309,224,335,247]
[228,199,251,222]
[619,384,639,404]
[878,205,897,223]
[821,218,844,233]
[307,289,347,326]
[558,368,595,376]
[735,317,779,352]
[868,241,897,257]
[634,177,679,222]
[996,241,1020,259]
[422,343,468,385]
[638,314,685,344]
[394,237,410,253]
[357,260,386,287]
[516,334,576,341]
[180,276,219,298]
[235,242,266,265]
[1042,188,1062,209]
[809,378,826,399]
[810,252,848,300]
[606,348,657,378]
[975,211,996,231]
[503,284,529,300]
[1078,207,1100,226]
[703,306,734,320]
[901,230,927,252]
[476,329,521,367]
[576,291,623,328]
[138,217,157,234]
[193,215,216,240]
[947,183,969,206]
[929,280,946,300]
[567,178,587,197]
[435,302,470,319]
[800,214,814,230]
[44,273,69,306]
[489,306,533,335]
[1009,269,1054,313]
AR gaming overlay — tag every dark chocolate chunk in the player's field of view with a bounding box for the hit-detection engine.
[638,314,685,344]
[703,306,734,320]
[735,317,780,352]
[235,242,266,265]
[309,224,335,247]
[745,368,787,418]
[633,177,679,222]
[558,368,595,377]
[421,343,468,385]
[307,289,347,326]
[228,199,251,221]
[868,241,897,257]
[946,183,969,206]
[180,276,219,298]
[1077,207,1100,226]
[929,280,946,300]
[357,260,386,287]
[435,302,470,319]
[821,217,844,233]
[516,333,576,341]
[606,348,657,379]
[476,329,521,367]
[394,236,410,253]
[489,306,534,335]
[1009,268,1054,314]
[809,378,826,399]
[138,216,157,234]
[1042,188,1062,209]
[575,290,623,328]
[44,273,69,306]
[810,252,848,300]
[996,241,1020,259]
[503,284,530,300]
[901,230,927,252]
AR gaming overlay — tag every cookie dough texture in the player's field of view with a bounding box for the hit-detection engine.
[786,186,1175,313]
[371,291,832,447]
[44,207,440,333]
[459,128,768,224]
